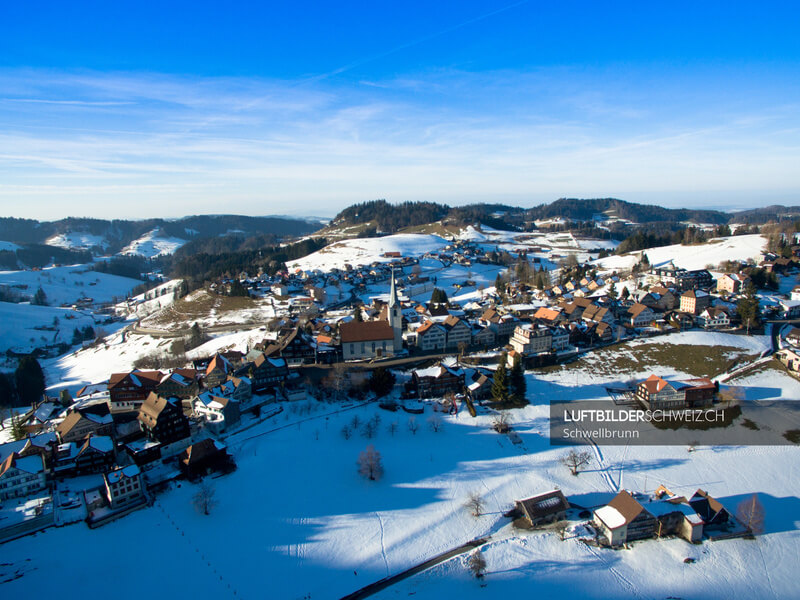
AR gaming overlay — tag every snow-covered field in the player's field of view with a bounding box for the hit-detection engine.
[120,229,186,258]
[4,366,800,599]
[0,264,140,306]
[0,301,100,354]
[594,234,767,273]
[45,232,109,251]
[288,233,450,272]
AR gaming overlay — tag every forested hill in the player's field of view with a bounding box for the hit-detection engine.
[329,198,736,232]
[526,198,730,225]
[0,215,324,252]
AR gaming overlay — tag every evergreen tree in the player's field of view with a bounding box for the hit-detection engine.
[491,355,509,403]
[353,306,363,322]
[607,281,618,301]
[0,372,15,407]
[509,354,527,405]
[737,282,760,334]
[368,368,396,398]
[81,325,95,341]
[14,356,45,406]
[431,288,449,305]
[72,327,83,345]
[31,286,47,306]
[10,413,27,441]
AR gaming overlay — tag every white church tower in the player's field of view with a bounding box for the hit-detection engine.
[388,269,403,350]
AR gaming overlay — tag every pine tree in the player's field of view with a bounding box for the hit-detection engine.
[14,356,45,405]
[607,281,618,301]
[737,282,760,334]
[10,413,27,441]
[31,286,48,306]
[509,354,527,405]
[491,355,509,403]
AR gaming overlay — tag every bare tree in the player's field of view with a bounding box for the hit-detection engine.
[341,424,353,440]
[560,449,592,476]
[465,491,484,517]
[350,414,361,430]
[387,420,399,436]
[192,482,218,516]
[361,419,377,439]
[428,415,443,433]
[467,549,487,578]
[407,417,419,435]
[555,520,569,540]
[491,412,511,434]
[357,445,384,481]
[323,363,349,402]
[718,385,744,407]
[737,494,765,534]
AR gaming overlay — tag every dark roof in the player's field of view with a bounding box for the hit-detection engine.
[517,490,569,520]
[340,320,394,343]
[182,438,225,466]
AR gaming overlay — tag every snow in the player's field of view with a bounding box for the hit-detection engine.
[0,240,21,252]
[0,301,102,353]
[0,264,141,305]
[288,233,449,272]
[594,234,767,273]
[594,505,625,528]
[45,232,108,251]
[120,229,186,257]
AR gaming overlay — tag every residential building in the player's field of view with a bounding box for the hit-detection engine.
[204,354,233,388]
[0,454,47,501]
[416,321,447,352]
[628,303,656,328]
[635,375,715,409]
[412,364,465,398]
[103,465,144,509]
[680,290,711,315]
[137,393,191,444]
[442,315,471,349]
[107,370,163,413]
[510,324,552,355]
[56,409,114,443]
[717,273,750,295]
[697,307,730,329]
[594,490,657,546]
[248,354,289,393]
[157,369,199,399]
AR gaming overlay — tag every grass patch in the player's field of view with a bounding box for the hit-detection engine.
[143,289,263,328]
[783,429,800,444]
[537,340,759,379]
[741,418,760,431]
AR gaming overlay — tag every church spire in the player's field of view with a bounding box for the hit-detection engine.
[389,268,399,308]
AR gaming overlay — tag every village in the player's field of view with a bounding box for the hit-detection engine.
[2,227,797,572]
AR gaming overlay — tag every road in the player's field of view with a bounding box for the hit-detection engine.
[339,537,488,600]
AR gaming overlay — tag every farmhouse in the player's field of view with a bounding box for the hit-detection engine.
[515,490,570,527]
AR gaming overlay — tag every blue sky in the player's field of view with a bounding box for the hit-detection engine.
[0,1,798,219]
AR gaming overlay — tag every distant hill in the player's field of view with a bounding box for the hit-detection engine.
[327,198,734,234]
[0,215,325,256]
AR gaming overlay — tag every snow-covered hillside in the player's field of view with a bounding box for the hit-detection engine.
[0,302,101,354]
[5,357,800,599]
[120,229,186,257]
[0,264,141,305]
[288,233,450,272]
[45,232,109,251]
[594,234,767,273]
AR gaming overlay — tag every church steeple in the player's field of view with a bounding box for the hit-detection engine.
[389,268,399,308]
[388,268,402,350]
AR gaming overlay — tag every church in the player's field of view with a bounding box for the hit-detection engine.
[339,270,403,359]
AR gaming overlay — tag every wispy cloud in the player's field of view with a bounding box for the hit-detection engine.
[0,66,798,218]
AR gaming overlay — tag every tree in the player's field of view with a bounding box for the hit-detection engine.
[361,417,378,439]
[407,417,419,435]
[31,286,47,306]
[491,412,511,433]
[0,372,15,407]
[14,356,45,406]
[10,413,27,441]
[560,449,592,476]
[353,305,364,322]
[509,354,527,405]
[736,494,765,534]
[428,415,443,433]
[491,356,508,403]
[737,282,760,334]
[368,368,396,398]
[431,288,449,305]
[341,424,353,440]
[192,482,218,515]
[387,421,398,436]
[323,364,349,402]
[465,491,484,517]
[467,549,487,578]
[607,281,618,301]
[357,445,384,481]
